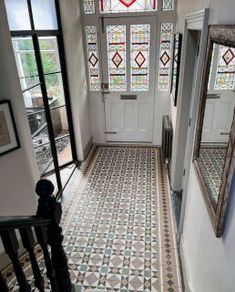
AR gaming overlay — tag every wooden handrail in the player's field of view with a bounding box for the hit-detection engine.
[0,216,50,231]
[0,179,73,292]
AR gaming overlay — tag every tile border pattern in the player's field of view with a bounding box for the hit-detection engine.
[2,145,182,291]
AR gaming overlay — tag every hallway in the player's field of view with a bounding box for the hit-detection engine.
[5,146,182,291]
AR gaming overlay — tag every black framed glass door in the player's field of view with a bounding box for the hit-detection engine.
[5,0,77,195]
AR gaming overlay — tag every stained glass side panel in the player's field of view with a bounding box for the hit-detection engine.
[84,0,95,14]
[214,45,235,90]
[158,23,174,92]
[85,26,101,91]
[107,25,127,91]
[162,0,174,11]
[100,0,157,13]
[131,24,150,91]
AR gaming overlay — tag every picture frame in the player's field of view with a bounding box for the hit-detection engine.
[0,100,20,156]
[170,33,182,107]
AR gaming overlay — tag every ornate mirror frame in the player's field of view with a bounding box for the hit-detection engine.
[193,25,235,237]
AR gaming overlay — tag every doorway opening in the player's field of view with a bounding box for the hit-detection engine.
[81,0,176,143]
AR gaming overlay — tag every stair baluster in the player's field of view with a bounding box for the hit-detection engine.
[35,225,58,292]
[19,227,45,291]
[0,229,31,292]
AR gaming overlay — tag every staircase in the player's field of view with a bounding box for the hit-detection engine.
[0,179,75,292]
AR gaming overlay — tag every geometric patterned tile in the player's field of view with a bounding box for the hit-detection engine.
[3,145,182,291]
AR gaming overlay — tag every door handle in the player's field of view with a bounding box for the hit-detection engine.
[120,95,137,100]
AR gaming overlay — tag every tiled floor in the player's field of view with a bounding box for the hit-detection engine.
[4,145,182,291]
[198,145,227,203]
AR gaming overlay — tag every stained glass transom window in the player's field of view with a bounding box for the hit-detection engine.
[162,0,174,11]
[84,0,95,14]
[100,0,157,13]
[214,45,235,90]
[107,25,127,91]
[131,24,150,91]
[158,23,174,91]
[85,26,101,91]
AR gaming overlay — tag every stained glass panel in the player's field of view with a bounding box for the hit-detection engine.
[131,24,150,91]
[100,0,157,13]
[214,45,235,90]
[107,25,127,91]
[84,0,95,14]
[162,0,174,11]
[85,26,101,91]
[158,23,174,91]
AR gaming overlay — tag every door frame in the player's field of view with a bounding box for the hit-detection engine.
[80,1,176,144]
[170,8,209,291]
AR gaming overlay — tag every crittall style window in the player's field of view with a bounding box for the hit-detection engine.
[82,0,175,93]
[5,0,77,194]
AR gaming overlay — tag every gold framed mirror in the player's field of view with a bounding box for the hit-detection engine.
[193,25,235,237]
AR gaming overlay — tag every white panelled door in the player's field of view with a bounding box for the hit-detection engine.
[100,17,156,142]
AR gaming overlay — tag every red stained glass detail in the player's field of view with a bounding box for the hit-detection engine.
[118,0,137,7]
[222,48,235,65]
[135,51,146,68]
[112,51,123,68]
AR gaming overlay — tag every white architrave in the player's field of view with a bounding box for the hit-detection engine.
[171,8,209,291]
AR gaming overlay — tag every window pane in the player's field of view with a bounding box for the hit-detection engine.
[100,0,157,13]
[107,25,127,91]
[214,45,235,90]
[158,23,174,92]
[45,73,65,108]
[51,106,69,139]
[39,37,61,73]
[5,0,31,31]
[32,124,50,147]
[131,24,150,91]
[12,37,40,91]
[84,0,96,14]
[85,26,101,91]
[28,110,47,136]
[33,128,53,174]
[31,0,58,30]
[162,0,174,11]
[23,85,43,110]
[56,135,73,167]
[39,37,65,107]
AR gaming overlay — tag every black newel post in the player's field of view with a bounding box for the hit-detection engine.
[36,179,72,292]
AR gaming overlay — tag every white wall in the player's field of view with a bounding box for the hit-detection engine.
[182,167,235,292]
[59,0,92,160]
[172,0,235,291]
[0,1,38,217]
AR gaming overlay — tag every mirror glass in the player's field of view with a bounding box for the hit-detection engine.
[198,43,235,204]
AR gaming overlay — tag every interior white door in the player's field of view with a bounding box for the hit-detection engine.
[100,17,156,142]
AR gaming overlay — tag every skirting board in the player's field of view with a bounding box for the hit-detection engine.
[83,136,93,161]
[180,235,192,292]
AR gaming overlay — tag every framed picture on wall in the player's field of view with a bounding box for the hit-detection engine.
[170,33,182,106]
[0,100,20,156]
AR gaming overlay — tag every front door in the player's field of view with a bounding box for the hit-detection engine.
[100,17,156,142]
